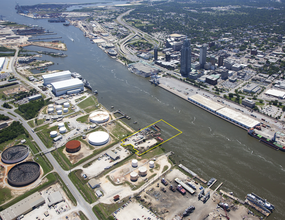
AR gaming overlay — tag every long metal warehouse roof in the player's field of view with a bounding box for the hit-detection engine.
[0,192,45,220]
[51,78,83,90]
[42,70,71,80]
[188,94,224,111]
[216,107,260,128]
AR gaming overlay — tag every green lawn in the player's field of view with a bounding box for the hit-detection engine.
[28,120,35,128]
[78,96,98,109]
[0,187,12,205]
[76,114,90,123]
[110,122,132,140]
[68,170,98,204]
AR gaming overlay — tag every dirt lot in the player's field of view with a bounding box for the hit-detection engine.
[3,84,28,96]
[81,145,130,178]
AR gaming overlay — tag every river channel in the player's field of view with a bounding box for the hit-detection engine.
[1,1,285,219]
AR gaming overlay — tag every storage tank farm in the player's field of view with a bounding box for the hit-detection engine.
[66,140,81,153]
[149,161,155,168]
[132,159,138,168]
[89,111,109,123]
[130,171,138,182]
[139,166,147,177]
[88,131,110,146]
[50,131,58,137]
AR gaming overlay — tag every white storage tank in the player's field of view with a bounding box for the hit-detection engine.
[149,161,155,168]
[88,131,110,146]
[132,159,138,168]
[138,166,147,177]
[89,111,110,123]
[50,131,57,138]
[48,104,54,108]
[57,110,62,115]
[63,108,68,113]
[63,102,70,108]
[48,108,54,113]
[56,105,62,110]
[58,122,65,128]
[130,171,138,182]
[59,127,67,134]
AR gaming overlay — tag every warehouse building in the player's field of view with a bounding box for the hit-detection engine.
[51,78,84,96]
[88,178,101,189]
[0,192,45,220]
[42,70,71,86]
[47,191,64,207]
[265,89,285,99]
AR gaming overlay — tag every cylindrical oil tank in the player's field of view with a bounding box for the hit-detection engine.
[149,161,154,168]
[50,131,57,137]
[139,166,147,177]
[58,122,64,128]
[130,171,138,182]
[63,108,68,113]
[88,131,110,146]
[48,104,53,108]
[132,159,138,168]
[89,111,109,123]
[57,110,62,115]
[63,102,70,108]
[66,140,81,153]
[56,105,62,110]
[48,108,54,113]
[59,127,66,133]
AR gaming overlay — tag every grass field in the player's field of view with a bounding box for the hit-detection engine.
[78,96,98,109]
[76,114,90,123]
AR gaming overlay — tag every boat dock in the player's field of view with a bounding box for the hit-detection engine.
[220,190,245,205]
[178,164,207,184]
[111,110,131,120]
[213,182,223,192]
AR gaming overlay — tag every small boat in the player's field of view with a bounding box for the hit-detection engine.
[133,121,137,124]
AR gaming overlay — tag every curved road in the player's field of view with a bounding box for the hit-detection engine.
[3,50,98,220]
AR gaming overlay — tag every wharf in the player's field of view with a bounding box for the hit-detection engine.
[245,199,270,216]
[178,164,207,184]
[213,182,223,192]
[158,83,248,131]
[220,190,245,205]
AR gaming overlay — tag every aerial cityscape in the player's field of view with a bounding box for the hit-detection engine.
[0,0,285,219]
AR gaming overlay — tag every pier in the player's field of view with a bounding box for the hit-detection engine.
[178,164,207,184]
[220,190,245,205]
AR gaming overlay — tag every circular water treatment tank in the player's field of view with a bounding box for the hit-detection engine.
[1,145,29,164]
[88,131,110,146]
[89,111,109,123]
[50,131,58,138]
[7,161,41,187]
[63,108,68,113]
[130,171,138,182]
[149,161,155,168]
[48,104,53,108]
[59,127,66,133]
[56,105,62,110]
[48,108,54,113]
[132,159,138,168]
[66,140,81,153]
[58,122,65,128]
[57,110,62,115]
[138,166,147,177]
[63,102,70,108]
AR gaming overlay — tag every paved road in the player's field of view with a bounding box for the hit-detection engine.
[4,49,98,220]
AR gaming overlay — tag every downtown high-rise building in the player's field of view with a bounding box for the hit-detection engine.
[199,43,207,68]
[180,39,191,77]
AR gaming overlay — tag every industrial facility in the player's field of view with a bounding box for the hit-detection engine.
[188,94,260,129]
[89,111,110,123]
[42,70,71,85]
[51,78,84,96]
[88,131,110,146]
[1,145,29,164]
[65,140,81,153]
[0,192,45,220]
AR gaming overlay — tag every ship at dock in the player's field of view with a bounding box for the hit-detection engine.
[246,193,274,216]
[248,128,285,151]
